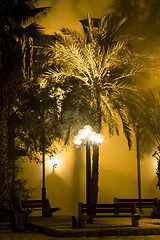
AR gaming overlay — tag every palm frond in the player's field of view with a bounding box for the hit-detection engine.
[60,28,85,45]
[47,40,94,83]
[116,105,132,149]
[42,12,153,149]
[22,7,51,27]
[101,94,120,136]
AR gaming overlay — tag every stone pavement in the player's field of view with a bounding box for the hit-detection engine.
[28,215,160,237]
[2,215,160,239]
[2,229,160,240]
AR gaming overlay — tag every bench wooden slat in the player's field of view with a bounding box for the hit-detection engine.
[114,198,158,205]
[88,214,135,218]
[83,209,135,214]
[81,203,136,214]
[115,199,156,202]
[21,199,50,209]
[82,203,135,208]
[114,198,159,208]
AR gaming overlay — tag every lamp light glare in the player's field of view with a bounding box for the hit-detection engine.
[74,125,104,145]
[78,129,87,139]
[95,134,104,144]
[73,136,82,145]
[89,131,97,142]
[78,125,93,140]
[53,158,58,168]
[83,125,92,135]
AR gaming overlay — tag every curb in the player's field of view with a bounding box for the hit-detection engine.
[29,223,160,237]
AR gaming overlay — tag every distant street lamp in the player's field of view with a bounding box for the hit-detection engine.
[73,125,104,205]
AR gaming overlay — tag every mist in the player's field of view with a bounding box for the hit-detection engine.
[18,0,160,215]
[38,0,113,33]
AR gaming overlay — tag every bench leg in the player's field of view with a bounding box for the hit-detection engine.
[79,215,85,228]
[132,214,139,227]
[78,202,85,228]
[114,212,119,216]
[151,206,160,218]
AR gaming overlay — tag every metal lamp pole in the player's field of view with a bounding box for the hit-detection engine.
[42,136,46,217]
[41,100,46,217]
[86,140,91,205]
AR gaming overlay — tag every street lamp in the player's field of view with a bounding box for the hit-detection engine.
[73,125,104,206]
[40,99,46,217]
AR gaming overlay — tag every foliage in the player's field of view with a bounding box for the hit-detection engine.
[43,14,152,149]
[109,0,160,198]
[0,0,51,209]
[109,0,160,51]
[119,89,158,157]
[152,145,160,189]
[13,82,64,162]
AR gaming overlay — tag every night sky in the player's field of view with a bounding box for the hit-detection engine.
[38,0,113,34]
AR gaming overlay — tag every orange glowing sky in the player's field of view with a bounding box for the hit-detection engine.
[38,0,113,34]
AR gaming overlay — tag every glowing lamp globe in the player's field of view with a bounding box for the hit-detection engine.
[73,136,82,145]
[95,134,104,144]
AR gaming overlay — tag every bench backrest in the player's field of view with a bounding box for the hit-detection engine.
[114,198,158,207]
[21,199,50,209]
[79,202,136,215]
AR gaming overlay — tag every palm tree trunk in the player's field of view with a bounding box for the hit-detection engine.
[8,118,17,209]
[0,107,12,208]
[91,144,99,204]
[91,87,101,204]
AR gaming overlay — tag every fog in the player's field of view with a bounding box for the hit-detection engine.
[20,127,159,216]
[38,0,113,34]
[18,0,160,216]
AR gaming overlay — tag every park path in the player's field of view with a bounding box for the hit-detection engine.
[1,229,160,240]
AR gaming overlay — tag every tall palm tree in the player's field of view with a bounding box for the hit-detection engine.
[109,0,160,204]
[43,14,152,204]
[119,88,158,211]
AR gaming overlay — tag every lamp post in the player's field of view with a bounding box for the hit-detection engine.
[86,139,91,205]
[42,129,46,217]
[40,98,46,217]
[73,125,104,206]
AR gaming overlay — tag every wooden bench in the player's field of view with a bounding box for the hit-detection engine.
[113,198,159,216]
[78,202,140,228]
[21,199,60,217]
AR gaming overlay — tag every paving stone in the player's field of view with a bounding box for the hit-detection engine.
[1,216,160,239]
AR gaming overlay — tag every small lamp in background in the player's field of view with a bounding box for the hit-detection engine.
[50,155,58,169]
[53,158,58,168]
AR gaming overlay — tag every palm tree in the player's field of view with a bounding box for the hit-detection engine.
[43,14,152,204]
[108,0,160,205]
[119,88,158,211]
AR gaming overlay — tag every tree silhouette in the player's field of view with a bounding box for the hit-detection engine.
[109,0,160,204]
[0,0,50,209]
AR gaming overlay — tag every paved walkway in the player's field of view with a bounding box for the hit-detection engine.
[2,215,160,239]
[28,215,160,237]
[1,230,160,240]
